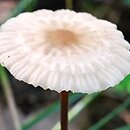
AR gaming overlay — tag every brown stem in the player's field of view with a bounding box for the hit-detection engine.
[60,91,68,130]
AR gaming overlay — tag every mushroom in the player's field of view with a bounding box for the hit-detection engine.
[0,9,130,130]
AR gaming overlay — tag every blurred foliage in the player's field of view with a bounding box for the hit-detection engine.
[22,93,83,130]
[88,97,130,130]
[115,125,130,130]
[52,93,98,130]
[116,75,130,93]
[8,0,37,18]
[123,0,130,7]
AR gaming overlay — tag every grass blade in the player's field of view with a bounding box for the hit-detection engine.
[2,0,37,22]
[0,67,21,130]
[115,125,130,130]
[52,93,99,130]
[66,0,73,9]
[22,93,83,130]
[88,97,130,130]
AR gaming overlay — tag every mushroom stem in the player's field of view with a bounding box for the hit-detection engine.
[60,91,68,130]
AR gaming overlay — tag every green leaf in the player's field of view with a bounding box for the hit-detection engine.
[116,74,130,93]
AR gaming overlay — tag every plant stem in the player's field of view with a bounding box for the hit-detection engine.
[60,91,68,130]
[66,0,73,10]
[0,103,6,130]
[0,67,21,130]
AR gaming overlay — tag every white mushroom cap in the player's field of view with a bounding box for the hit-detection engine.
[0,9,130,93]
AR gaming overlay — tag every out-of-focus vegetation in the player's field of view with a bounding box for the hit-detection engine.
[1,0,130,130]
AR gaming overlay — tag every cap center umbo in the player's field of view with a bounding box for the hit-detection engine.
[45,29,79,46]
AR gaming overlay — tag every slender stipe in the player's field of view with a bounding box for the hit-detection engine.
[60,91,68,130]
